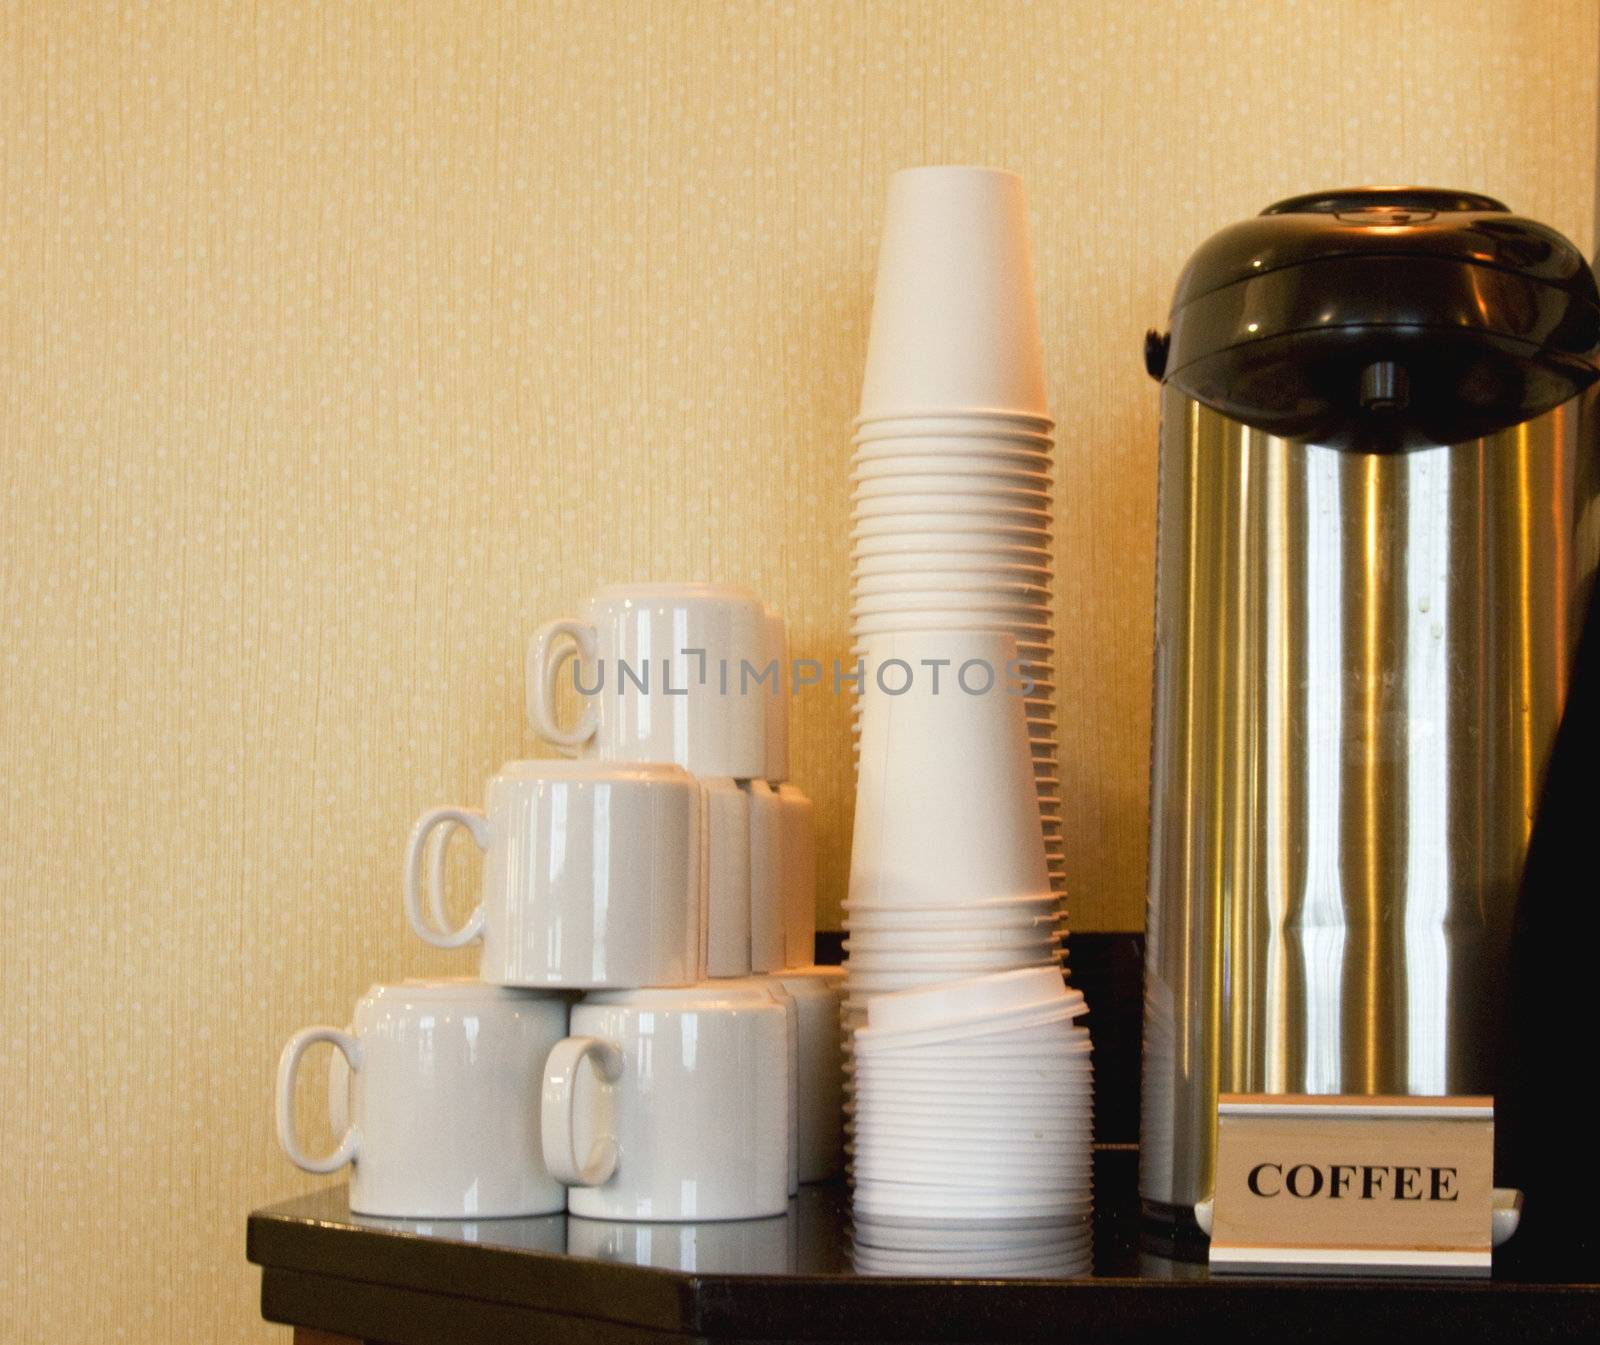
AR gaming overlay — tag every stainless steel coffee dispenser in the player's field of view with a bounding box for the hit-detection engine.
[1138,187,1600,1235]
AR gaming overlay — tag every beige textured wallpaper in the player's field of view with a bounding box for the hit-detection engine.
[3,0,1596,1338]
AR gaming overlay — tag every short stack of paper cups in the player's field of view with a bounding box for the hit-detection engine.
[848,165,1067,914]
[852,968,1093,1274]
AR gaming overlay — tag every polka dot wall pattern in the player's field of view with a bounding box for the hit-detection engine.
[2,1,1595,1338]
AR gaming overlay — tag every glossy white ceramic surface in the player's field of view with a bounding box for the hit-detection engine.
[527,582,769,778]
[775,784,817,969]
[403,760,699,989]
[700,776,751,978]
[745,780,785,974]
[754,974,801,1195]
[541,983,789,1221]
[275,980,569,1218]
[773,966,846,1183]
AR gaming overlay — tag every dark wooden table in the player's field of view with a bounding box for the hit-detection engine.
[248,1146,1600,1344]
[249,940,1600,1342]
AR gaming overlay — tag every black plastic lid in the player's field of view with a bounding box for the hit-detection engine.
[1147,186,1600,447]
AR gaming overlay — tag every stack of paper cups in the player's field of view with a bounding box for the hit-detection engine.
[843,629,1065,1049]
[850,968,1093,1275]
[849,165,1066,909]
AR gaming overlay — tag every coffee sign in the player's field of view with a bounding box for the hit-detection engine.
[1210,1095,1494,1275]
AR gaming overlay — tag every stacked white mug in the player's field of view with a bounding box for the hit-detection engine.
[843,166,1091,1273]
[276,585,842,1223]
[525,582,841,1186]
[848,165,1067,915]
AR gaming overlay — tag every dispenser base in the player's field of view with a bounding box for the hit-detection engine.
[1138,1196,1210,1262]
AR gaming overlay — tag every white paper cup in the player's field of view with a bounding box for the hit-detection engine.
[850,533,1053,561]
[845,922,1061,944]
[851,543,1053,568]
[852,1217,1087,1251]
[850,614,1056,644]
[851,585,1049,617]
[853,425,1054,449]
[852,1078,1090,1105]
[852,1069,1090,1094]
[843,968,978,993]
[852,1244,1091,1276]
[858,166,1045,419]
[852,575,1053,603]
[849,631,1049,909]
[866,967,1072,1031]
[855,1040,1091,1069]
[850,597,1052,625]
[854,1028,1090,1061]
[850,512,1052,541]
[851,1074,1088,1106]
[844,894,1060,922]
[853,1189,1091,1219]
[844,928,1061,952]
[855,411,1053,439]
[851,454,1051,483]
[846,948,1060,975]
[854,1154,1092,1182]
[854,1003,1087,1052]
[852,480,1053,510]
[851,1206,1081,1231]
[851,438,1052,465]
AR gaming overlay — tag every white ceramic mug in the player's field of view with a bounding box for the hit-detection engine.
[773,966,846,1183]
[776,783,817,969]
[528,583,770,778]
[746,781,786,974]
[540,983,789,1221]
[404,760,699,989]
[275,980,568,1218]
[753,975,801,1196]
[700,776,752,978]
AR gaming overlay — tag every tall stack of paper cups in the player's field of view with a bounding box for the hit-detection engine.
[842,167,1089,1268]
[849,166,1067,913]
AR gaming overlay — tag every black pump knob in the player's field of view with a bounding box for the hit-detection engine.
[1145,329,1170,381]
[1359,360,1409,412]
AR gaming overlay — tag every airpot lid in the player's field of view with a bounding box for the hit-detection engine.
[1148,186,1600,448]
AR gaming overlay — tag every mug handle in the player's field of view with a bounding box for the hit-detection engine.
[541,1035,624,1186]
[276,1026,362,1174]
[403,806,490,948]
[527,618,599,755]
